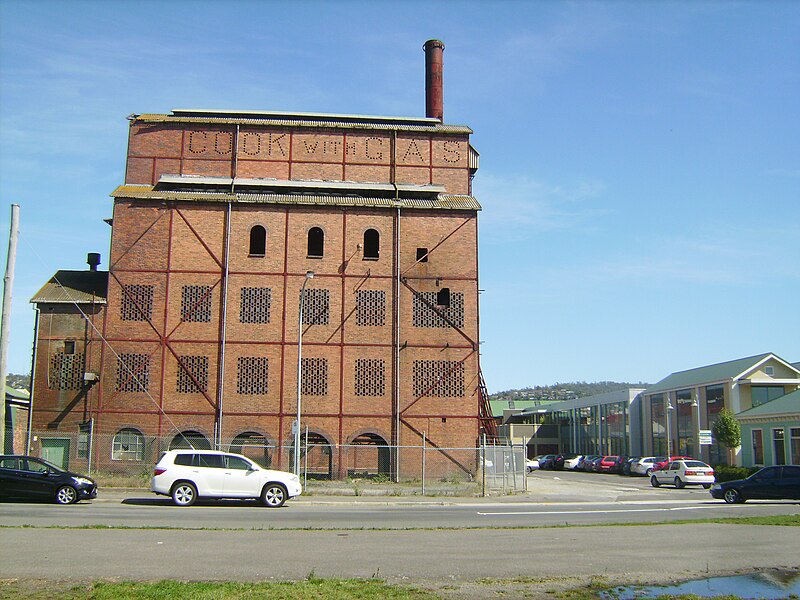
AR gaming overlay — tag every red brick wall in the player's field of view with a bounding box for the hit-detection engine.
[32,117,481,477]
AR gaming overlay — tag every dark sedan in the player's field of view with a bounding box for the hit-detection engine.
[710,465,800,503]
[0,455,97,504]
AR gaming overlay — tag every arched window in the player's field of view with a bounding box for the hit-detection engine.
[249,225,266,256]
[308,227,324,258]
[169,430,211,450]
[363,229,379,260]
[112,427,146,461]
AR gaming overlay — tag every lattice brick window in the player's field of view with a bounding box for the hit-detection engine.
[177,355,209,393]
[355,358,386,397]
[240,287,272,324]
[237,356,269,394]
[301,357,328,396]
[48,352,84,390]
[412,291,464,328]
[412,360,465,398]
[181,285,212,322]
[120,284,154,321]
[356,290,386,326]
[303,288,330,325]
[116,353,150,392]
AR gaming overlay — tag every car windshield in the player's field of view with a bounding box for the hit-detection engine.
[683,461,708,468]
[35,458,66,473]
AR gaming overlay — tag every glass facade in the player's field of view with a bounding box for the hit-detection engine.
[751,386,785,408]
[676,389,693,456]
[651,394,666,455]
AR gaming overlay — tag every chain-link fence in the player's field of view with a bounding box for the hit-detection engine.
[26,429,527,495]
[480,442,527,494]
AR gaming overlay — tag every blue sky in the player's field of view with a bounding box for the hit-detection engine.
[1,1,798,393]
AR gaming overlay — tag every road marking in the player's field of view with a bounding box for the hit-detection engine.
[477,505,718,516]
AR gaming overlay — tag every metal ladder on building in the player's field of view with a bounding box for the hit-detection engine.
[477,368,498,440]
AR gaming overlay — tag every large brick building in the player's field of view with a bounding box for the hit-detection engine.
[29,40,491,479]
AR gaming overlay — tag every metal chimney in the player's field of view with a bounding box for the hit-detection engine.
[87,252,101,271]
[424,39,445,121]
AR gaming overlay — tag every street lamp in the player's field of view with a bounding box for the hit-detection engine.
[665,400,675,460]
[294,270,314,477]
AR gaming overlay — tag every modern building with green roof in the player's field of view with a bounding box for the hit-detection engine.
[641,353,800,466]
[736,388,800,467]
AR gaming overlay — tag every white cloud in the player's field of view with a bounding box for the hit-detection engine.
[476,171,609,241]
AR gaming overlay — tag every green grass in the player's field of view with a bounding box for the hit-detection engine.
[0,579,438,599]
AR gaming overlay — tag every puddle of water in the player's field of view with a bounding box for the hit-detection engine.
[606,571,800,599]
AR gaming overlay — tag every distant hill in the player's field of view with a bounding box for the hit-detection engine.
[5,373,31,391]
[490,381,650,403]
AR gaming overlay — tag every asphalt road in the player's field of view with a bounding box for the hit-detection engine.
[2,471,799,589]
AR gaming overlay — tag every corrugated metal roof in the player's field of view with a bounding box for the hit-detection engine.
[132,112,473,134]
[30,270,108,304]
[644,353,775,395]
[111,185,482,211]
[156,174,447,195]
[171,108,442,126]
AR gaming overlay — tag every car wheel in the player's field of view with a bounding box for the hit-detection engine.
[723,488,745,504]
[171,482,197,506]
[262,483,287,508]
[703,484,712,489]
[675,476,685,489]
[55,485,77,504]
[646,468,653,476]
[650,475,660,487]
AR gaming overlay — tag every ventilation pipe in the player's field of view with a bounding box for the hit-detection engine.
[87,253,101,271]
[424,39,445,121]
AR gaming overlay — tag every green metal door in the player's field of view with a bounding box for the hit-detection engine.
[41,438,70,469]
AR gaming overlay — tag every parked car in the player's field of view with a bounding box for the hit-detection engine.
[526,456,540,473]
[582,455,603,472]
[151,449,302,507]
[710,465,800,503]
[650,459,715,489]
[609,455,628,474]
[537,454,557,470]
[553,453,581,470]
[0,455,97,504]
[563,454,584,470]
[622,457,641,476]
[630,456,666,476]
[652,456,693,472]
[596,455,620,473]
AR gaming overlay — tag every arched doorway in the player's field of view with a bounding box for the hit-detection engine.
[229,431,273,468]
[295,432,332,480]
[348,433,390,478]
[168,430,211,450]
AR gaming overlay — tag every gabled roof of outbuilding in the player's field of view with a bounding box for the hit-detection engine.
[736,389,800,420]
[643,353,784,395]
[30,270,108,305]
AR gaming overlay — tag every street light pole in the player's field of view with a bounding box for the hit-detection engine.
[294,271,314,477]
[692,392,701,459]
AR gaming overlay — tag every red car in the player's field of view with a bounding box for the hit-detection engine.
[652,456,693,472]
[597,455,620,472]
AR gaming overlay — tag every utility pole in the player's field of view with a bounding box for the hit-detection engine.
[0,204,20,453]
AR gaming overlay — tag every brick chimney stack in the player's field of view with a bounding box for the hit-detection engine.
[424,39,445,121]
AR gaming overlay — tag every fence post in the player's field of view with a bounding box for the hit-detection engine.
[481,433,486,497]
[421,432,426,496]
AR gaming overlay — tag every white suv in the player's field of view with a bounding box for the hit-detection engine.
[151,450,302,507]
